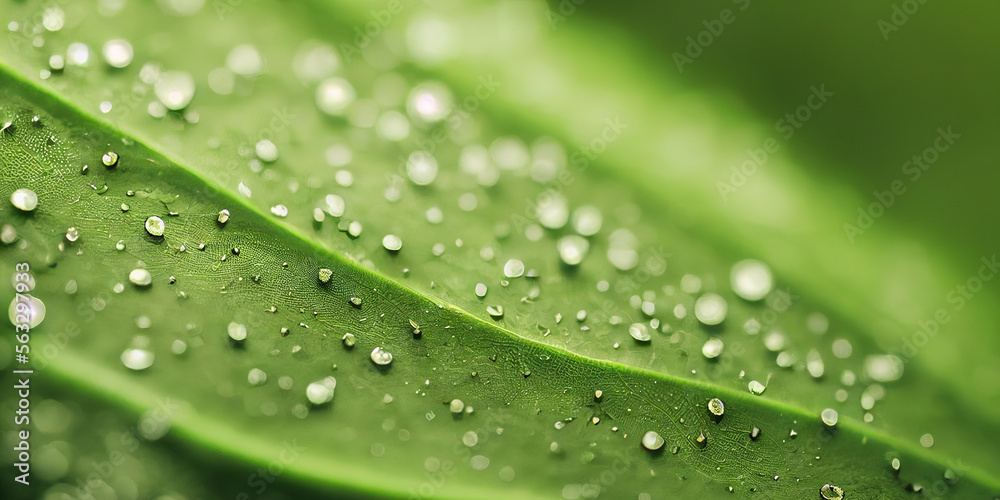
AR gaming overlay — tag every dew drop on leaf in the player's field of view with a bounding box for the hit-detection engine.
[306,377,337,405]
[371,347,393,366]
[10,188,38,211]
[102,39,134,68]
[641,431,664,451]
[129,268,152,287]
[694,293,727,326]
[730,259,773,301]
[707,398,725,417]
[628,323,651,342]
[144,216,165,237]
[819,484,844,500]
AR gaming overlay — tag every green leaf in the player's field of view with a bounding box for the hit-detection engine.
[0,1,997,499]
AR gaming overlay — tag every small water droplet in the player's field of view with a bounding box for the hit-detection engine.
[64,227,79,242]
[475,283,487,298]
[8,295,46,328]
[347,220,363,238]
[503,259,525,278]
[572,205,603,236]
[450,399,465,414]
[255,139,279,163]
[121,347,154,371]
[919,433,934,447]
[807,349,825,378]
[486,305,504,319]
[270,204,288,218]
[695,431,707,448]
[748,380,765,395]
[342,332,356,348]
[750,426,761,440]
[865,354,904,382]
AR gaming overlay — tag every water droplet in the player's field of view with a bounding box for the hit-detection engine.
[323,194,345,217]
[101,151,120,167]
[764,330,787,352]
[750,426,761,440]
[406,151,438,186]
[557,235,589,266]
[486,305,504,319]
[462,430,479,447]
[306,376,337,405]
[607,229,639,271]
[865,354,904,382]
[450,399,465,414]
[919,433,933,447]
[255,139,279,163]
[499,466,515,482]
[102,39,133,68]
[807,349,825,378]
[891,457,900,472]
[144,216,165,236]
[228,322,247,342]
[695,431,707,448]
[347,220,363,238]
[66,42,91,67]
[475,283,487,298]
[238,182,252,198]
[1,224,16,244]
[470,455,490,470]
[10,188,38,211]
[730,260,773,301]
[371,347,393,366]
[121,348,154,371]
[248,368,267,386]
[819,484,844,500]
[382,234,402,252]
[154,71,196,111]
[226,44,265,77]
[341,332,356,348]
[694,293,727,325]
[42,7,65,31]
[316,77,355,115]
[702,338,724,359]
[537,194,569,229]
[576,310,587,322]
[171,339,187,355]
[129,268,152,286]
[64,227,79,242]
[503,259,525,278]
[48,54,65,72]
[8,295,45,328]
[776,351,795,368]
[707,398,725,417]
[115,240,126,251]
[821,408,838,427]
[641,431,664,451]
[349,296,362,308]
[407,82,452,123]
[594,390,603,401]
[748,380,765,395]
[832,339,852,359]
[628,323,651,342]
[572,205,603,236]
[215,209,230,225]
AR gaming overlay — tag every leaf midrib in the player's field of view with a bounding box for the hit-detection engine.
[4,61,998,494]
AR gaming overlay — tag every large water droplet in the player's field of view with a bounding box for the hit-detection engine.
[9,295,46,328]
[694,293,727,325]
[228,322,247,342]
[406,151,438,186]
[316,77,355,115]
[821,408,838,427]
[255,139,279,163]
[382,234,403,252]
[865,354,904,382]
[503,259,525,278]
[748,380,765,395]
[10,188,38,212]
[306,376,337,405]
[102,39,133,68]
[628,323,651,342]
[129,268,152,287]
[371,347,393,366]
[248,368,267,386]
[144,216,165,236]
[154,71,196,110]
[641,431,664,451]
[557,235,589,266]
[121,347,154,371]
[702,338,724,359]
[730,259,773,301]
[707,398,725,417]
[819,484,844,500]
